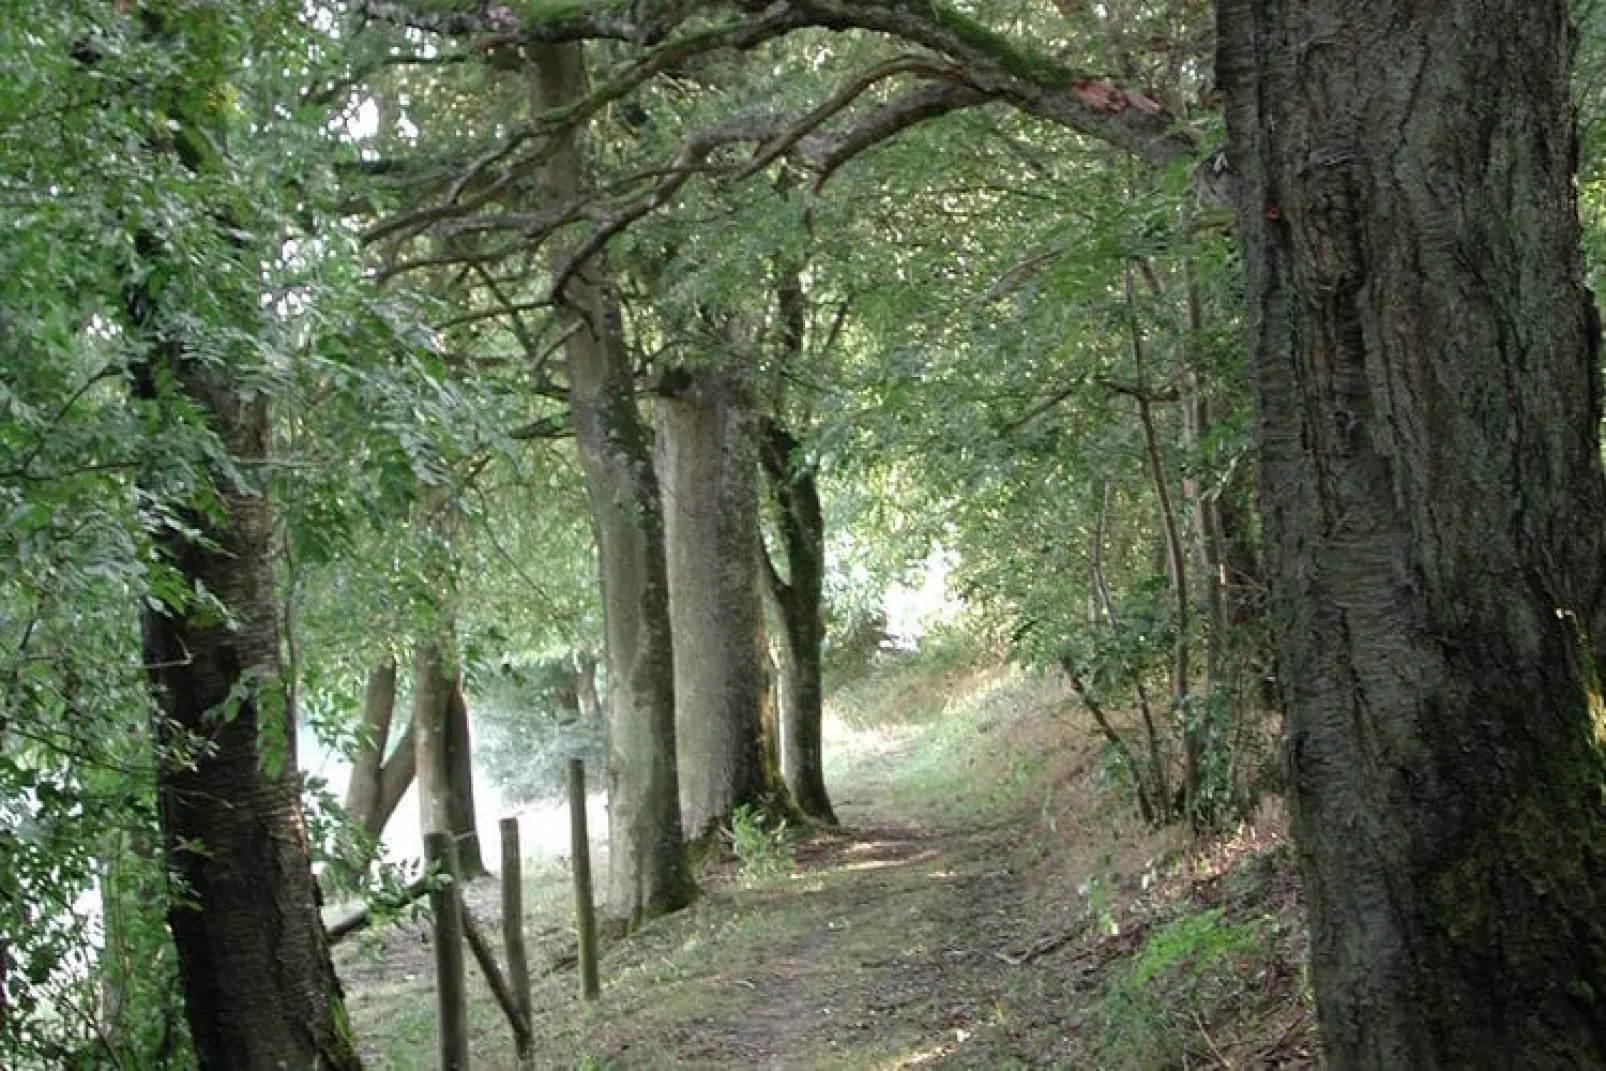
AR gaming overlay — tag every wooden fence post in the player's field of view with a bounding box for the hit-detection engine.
[425,830,470,1070]
[500,817,533,1068]
[568,759,600,1001]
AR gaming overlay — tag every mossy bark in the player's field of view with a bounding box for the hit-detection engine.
[759,418,836,826]
[658,364,777,842]
[1219,0,1606,1063]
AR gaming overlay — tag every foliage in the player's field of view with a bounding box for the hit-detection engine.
[725,804,795,885]
[473,656,606,803]
[1094,909,1270,1068]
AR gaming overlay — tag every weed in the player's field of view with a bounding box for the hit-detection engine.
[726,804,794,885]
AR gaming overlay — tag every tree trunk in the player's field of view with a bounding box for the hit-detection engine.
[444,671,486,877]
[411,640,454,854]
[345,657,398,831]
[529,43,692,924]
[134,349,359,1071]
[115,11,358,1064]
[658,364,775,841]
[1218,1,1606,1063]
[369,723,415,841]
[575,650,601,724]
[759,419,837,825]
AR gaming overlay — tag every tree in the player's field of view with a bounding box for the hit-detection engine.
[760,416,837,825]
[343,657,415,859]
[658,357,779,840]
[1217,0,1606,1062]
[529,42,695,923]
[119,7,360,1066]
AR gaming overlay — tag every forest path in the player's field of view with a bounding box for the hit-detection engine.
[341,668,1137,1068]
[531,709,1102,1071]
[625,808,1037,1068]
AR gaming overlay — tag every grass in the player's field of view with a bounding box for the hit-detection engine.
[338,641,1318,1069]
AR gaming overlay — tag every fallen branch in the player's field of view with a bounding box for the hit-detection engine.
[326,875,432,945]
[993,922,1088,966]
[462,910,533,1046]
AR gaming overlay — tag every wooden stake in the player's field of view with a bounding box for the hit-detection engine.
[462,910,531,1048]
[568,759,600,1001]
[500,816,534,1068]
[424,831,470,1070]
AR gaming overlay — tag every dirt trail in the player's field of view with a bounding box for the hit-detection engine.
[563,761,1095,1071]
[657,824,1026,1068]
[340,671,1314,1069]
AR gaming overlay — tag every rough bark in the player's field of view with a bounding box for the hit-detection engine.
[658,364,776,841]
[1218,0,1606,1063]
[444,671,486,877]
[529,42,692,924]
[758,418,836,825]
[134,344,359,1071]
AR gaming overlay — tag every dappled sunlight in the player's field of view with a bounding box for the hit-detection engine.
[886,1043,955,1066]
[836,856,912,874]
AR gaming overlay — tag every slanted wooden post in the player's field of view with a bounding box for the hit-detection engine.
[568,758,600,1000]
[425,831,470,1070]
[500,817,533,1068]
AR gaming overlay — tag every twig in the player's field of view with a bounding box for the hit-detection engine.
[994,923,1089,966]
[1191,1008,1231,1067]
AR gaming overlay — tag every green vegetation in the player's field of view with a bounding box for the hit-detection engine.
[725,804,796,885]
[1094,909,1270,1067]
[5,0,1606,1064]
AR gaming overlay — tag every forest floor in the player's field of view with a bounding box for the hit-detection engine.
[336,650,1320,1069]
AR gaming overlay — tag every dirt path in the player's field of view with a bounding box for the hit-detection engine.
[548,765,1096,1071]
[655,823,1026,1068]
[340,671,1314,1068]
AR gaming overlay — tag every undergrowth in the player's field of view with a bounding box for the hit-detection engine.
[724,804,794,885]
[1094,908,1271,1068]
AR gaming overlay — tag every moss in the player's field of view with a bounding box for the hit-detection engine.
[323,991,364,1070]
[902,0,1080,86]
[518,0,628,20]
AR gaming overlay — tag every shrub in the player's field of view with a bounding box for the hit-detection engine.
[725,804,794,885]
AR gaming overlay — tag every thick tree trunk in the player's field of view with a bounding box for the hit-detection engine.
[759,419,836,825]
[135,359,359,1070]
[1218,1,1606,1063]
[529,43,692,924]
[444,672,486,877]
[658,365,775,841]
